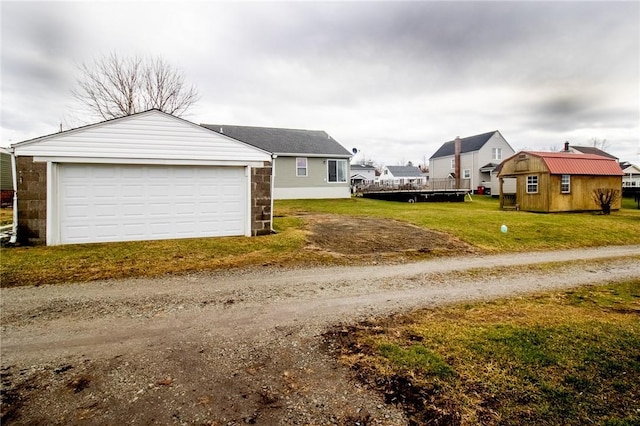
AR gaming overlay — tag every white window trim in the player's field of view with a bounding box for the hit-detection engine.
[450,158,455,169]
[327,159,347,183]
[527,175,538,194]
[463,169,471,179]
[296,157,308,177]
[493,148,502,161]
[561,174,571,193]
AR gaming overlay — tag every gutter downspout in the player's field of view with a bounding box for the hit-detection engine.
[270,154,277,233]
[1,147,18,244]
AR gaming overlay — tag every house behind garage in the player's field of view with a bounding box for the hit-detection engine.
[10,110,273,246]
[201,124,352,199]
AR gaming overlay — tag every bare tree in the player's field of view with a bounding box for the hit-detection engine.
[591,188,620,214]
[73,53,199,120]
[589,138,610,151]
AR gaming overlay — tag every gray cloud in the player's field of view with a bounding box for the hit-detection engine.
[1,1,638,163]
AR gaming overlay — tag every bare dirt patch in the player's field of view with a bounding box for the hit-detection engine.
[306,214,473,257]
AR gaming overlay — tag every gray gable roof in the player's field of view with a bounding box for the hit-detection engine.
[570,146,618,160]
[386,166,423,178]
[201,124,351,157]
[430,130,499,159]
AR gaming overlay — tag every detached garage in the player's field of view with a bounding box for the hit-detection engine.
[10,110,273,245]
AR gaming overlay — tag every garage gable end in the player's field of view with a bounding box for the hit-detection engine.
[12,110,271,164]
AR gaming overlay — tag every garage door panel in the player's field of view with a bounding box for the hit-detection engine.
[58,164,247,244]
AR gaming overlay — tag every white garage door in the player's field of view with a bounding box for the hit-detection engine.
[58,164,247,244]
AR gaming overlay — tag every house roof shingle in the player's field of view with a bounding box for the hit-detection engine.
[569,146,618,160]
[522,152,623,176]
[430,130,499,159]
[201,124,351,157]
[386,166,424,178]
[350,163,376,171]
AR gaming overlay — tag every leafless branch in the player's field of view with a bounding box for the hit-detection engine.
[73,53,198,120]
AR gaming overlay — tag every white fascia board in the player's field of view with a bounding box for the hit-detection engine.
[32,156,268,167]
[275,152,352,159]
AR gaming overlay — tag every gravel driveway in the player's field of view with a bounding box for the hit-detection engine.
[2,245,639,425]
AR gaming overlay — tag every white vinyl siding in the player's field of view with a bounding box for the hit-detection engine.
[14,110,270,164]
[57,163,247,244]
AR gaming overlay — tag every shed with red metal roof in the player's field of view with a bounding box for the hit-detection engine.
[497,151,623,213]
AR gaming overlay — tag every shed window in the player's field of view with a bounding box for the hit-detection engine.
[296,158,307,177]
[327,159,347,183]
[527,175,538,193]
[561,175,571,193]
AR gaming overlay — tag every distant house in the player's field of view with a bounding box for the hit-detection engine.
[350,163,377,186]
[202,124,352,199]
[566,144,618,160]
[497,151,624,212]
[620,161,640,190]
[429,131,515,194]
[379,166,426,187]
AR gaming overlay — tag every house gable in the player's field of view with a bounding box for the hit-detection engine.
[430,130,502,159]
[13,110,271,164]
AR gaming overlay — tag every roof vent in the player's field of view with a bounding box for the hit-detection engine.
[220,127,224,134]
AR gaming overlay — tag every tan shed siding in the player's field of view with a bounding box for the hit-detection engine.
[16,156,47,245]
[549,175,622,212]
[14,111,270,163]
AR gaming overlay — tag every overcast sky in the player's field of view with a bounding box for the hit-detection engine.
[2,1,639,166]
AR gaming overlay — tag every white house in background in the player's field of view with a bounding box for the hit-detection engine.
[350,163,377,186]
[379,165,425,186]
[621,162,640,188]
[429,130,515,194]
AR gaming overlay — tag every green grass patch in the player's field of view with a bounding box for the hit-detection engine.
[337,280,640,425]
[0,208,12,226]
[2,197,639,287]
[0,216,322,287]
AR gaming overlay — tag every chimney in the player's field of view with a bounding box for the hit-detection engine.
[454,136,462,189]
[564,141,570,152]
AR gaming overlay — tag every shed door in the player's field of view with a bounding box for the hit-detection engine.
[57,164,247,244]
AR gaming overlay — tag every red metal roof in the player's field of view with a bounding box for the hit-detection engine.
[525,152,624,176]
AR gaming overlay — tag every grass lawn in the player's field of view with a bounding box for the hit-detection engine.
[335,279,640,425]
[1,196,639,287]
[277,196,640,251]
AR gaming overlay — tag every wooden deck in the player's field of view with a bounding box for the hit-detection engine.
[356,187,471,203]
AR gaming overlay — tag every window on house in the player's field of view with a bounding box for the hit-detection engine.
[451,158,455,169]
[327,159,347,183]
[561,174,571,193]
[527,175,538,193]
[296,158,307,177]
[492,148,502,161]
[463,169,471,179]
